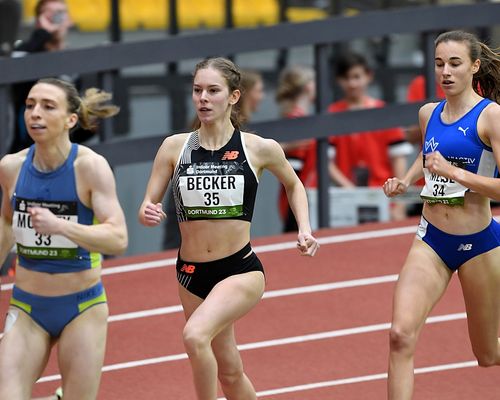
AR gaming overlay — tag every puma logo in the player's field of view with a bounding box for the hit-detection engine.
[458,126,469,136]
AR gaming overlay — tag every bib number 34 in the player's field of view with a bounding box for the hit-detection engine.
[433,184,445,197]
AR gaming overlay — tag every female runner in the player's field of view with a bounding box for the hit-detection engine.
[139,57,318,400]
[384,31,500,399]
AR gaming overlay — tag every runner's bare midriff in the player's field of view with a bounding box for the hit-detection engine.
[179,219,251,262]
[423,191,492,234]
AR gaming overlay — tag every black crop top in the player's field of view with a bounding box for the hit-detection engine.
[172,129,259,222]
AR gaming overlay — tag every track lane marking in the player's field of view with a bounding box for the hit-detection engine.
[108,274,399,322]
[36,312,467,384]
[0,224,417,292]
[220,360,479,398]
[0,274,399,340]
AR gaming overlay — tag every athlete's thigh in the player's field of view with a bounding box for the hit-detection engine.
[458,247,500,354]
[178,284,204,321]
[185,271,265,338]
[392,239,453,330]
[57,303,109,400]
[0,308,52,398]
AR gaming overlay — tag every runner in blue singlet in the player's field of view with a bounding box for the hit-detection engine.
[0,78,127,399]
[383,31,500,399]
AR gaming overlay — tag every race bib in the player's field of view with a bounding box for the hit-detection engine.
[12,197,79,259]
[178,162,245,219]
[420,168,467,205]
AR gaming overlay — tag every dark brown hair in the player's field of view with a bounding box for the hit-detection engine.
[435,30,500,103]
[334,52,372,78]
[192,57,242,129]
[36,78,119,130]
[35,0,65,17]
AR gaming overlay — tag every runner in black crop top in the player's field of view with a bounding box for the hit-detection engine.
[139,57,318,400]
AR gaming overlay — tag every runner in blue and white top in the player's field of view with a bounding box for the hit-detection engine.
[383,31,500,399]
[139,57,319,400]
[0,78,127,399]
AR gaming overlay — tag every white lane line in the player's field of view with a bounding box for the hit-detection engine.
[221,360,478,399]
[107,274,399,322]
[108,305,184,322]
[36,312,467,384]
[1,223,417,292]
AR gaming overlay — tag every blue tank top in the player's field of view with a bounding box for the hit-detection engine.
[421,98,497,205]
[11,144,101,273]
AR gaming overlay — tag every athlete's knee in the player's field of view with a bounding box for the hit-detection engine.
[218,363,245,387]
[182,325,211,357]
[389,325,418,354]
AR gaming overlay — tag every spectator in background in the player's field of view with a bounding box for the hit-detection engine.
[0,0,21,159]
[328,52,413,220]
[0,0,22,57]
[9,0,96,154]
[238,69,265,125]
[276,65,317,232]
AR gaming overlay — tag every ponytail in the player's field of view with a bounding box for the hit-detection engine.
[474,42,500,103]
[78,88,120,130]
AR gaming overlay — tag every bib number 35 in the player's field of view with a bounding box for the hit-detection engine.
[204,192,220,206]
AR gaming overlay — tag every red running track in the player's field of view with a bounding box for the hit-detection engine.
[1,217,499,399]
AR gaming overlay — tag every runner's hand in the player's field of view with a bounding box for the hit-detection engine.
[142,202,166,226]
[383,177,408,198]
[425,151,455,179]
[297,232,319,257]
[28,207,62,235]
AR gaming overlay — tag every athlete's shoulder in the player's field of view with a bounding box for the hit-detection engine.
[74,145,112,181]
[163,132,191,147]
[479,100,500,134]
[75,145,108,166]
[241,132,284,163]
[241,131,276,150]
[157,132,191,160]
[0,149,28,184]
[419,102,440,120]
[482,99,500,115]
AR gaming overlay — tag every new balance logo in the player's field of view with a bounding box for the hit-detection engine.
[458,126,469,136]
[457,243,473,251]
[180,264,196,274]
[222,151,239,161]
[424,137,439,152]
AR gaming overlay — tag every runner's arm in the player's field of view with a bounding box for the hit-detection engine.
[139,137,176,226]
[257,138,318,256]
[30,154,128,255]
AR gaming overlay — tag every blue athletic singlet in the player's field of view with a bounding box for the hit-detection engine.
[421,98,497,205]
[11,144,101,273]
[172,130,259,222]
